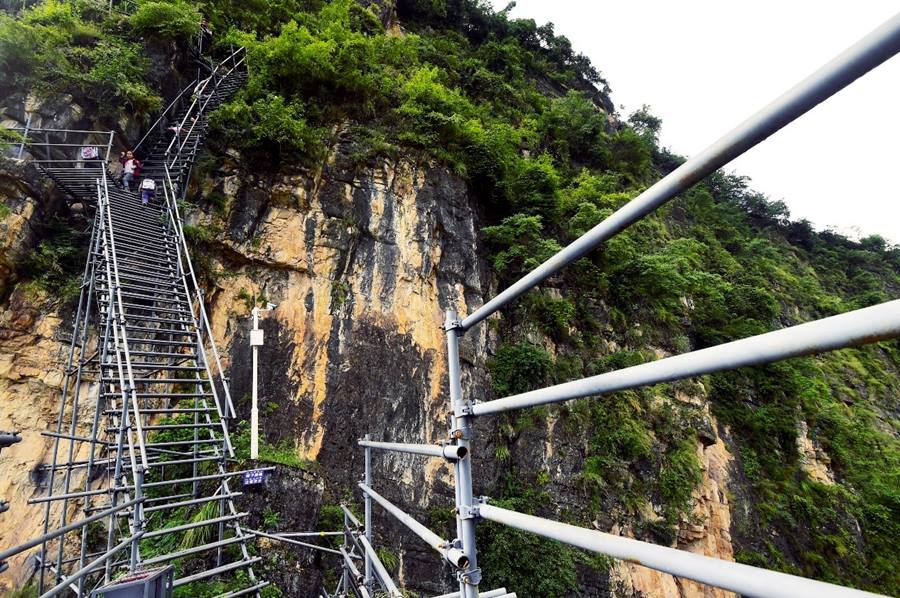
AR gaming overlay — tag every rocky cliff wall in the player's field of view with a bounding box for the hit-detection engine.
[0,133,758,596]
[173,138,755,596]
[183,141,499,593]
[0,161,82,591]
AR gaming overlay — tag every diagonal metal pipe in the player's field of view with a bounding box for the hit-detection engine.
[472,299,900,416]
[357,535,403,598]
[359,482,470,569]
[478,503,885,598]
[459,11,900,332]
[0,497,144,562]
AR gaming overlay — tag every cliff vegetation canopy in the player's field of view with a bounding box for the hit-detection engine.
[1,0,898,596]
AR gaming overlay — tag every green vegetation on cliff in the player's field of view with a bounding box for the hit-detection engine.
[203,1,898,594]
[2,0,898,596]
[0,0,166,117]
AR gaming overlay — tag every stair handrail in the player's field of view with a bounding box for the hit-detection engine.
[162,160,238,454]
[132,79,197,156]
[132,28,244,156]
[164,46,246,168]
[97,169,150,474]
[165,61,244,165]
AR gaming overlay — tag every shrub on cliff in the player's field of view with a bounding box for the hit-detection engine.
[0,0,160,115]
[130,0,201,41]
[488,343,554,397]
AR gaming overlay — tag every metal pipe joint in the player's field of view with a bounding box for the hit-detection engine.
[444,547,470,570]
[0,431,22,448]
[357,439,468,461]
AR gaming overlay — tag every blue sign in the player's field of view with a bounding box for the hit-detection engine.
[242,469,266,486]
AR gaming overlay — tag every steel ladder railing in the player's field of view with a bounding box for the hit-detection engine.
[0,48,265,597]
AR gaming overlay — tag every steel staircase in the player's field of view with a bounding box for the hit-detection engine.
[2,48,267,597]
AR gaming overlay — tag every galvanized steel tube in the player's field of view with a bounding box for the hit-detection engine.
[432,588,510,598]
[0,496,144,562]
[478,504,885,598]
[340,546,371,598]
[342,504,363,531]
[446,310,481,597]
[472,299,900,416]
[247,529,345,557]
[358,483,447,553]
[363,433,373,589]
[357,535,403,597]
[359,439,468,460]
[37,532,144,598]
[459,12,900,332]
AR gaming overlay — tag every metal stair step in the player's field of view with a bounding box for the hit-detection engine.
[123,325,193,336]
[101,362,204,371]
[141,512,248,539]
[105,407,216,415]
[172,557,262,587]
[214,581,272,598]
[141,491,242,515]
[101,393,212,400]
[142,536,247,567]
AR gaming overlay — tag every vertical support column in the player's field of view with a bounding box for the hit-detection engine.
[215,321,226,568]
[251,306,260,459]
[193,337,201,498]
[445,310,480,598]
[217,490,226,567]
[105,130,114,163]
[363,433,373,590]
[17,114,30,160]
[341,510,349,596]
[130,469,145,570]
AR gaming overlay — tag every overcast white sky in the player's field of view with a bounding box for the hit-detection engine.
[490,1,900,243]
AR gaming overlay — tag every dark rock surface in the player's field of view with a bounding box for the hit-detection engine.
[234,464,327,598]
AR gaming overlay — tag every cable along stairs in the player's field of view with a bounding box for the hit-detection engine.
[3,48,266,596]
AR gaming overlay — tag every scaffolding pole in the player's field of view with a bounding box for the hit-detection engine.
[478,503,884,598]
[472,299,900,416]
[458,11,900,332]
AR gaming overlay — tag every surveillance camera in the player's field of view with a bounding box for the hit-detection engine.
[266,302,277,310]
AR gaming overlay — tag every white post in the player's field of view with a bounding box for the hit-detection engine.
[250,306,263,459]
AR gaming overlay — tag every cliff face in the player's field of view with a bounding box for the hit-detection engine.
[184,141,499,593]
[0,162,76,590]
[0,123,745,596]
[0,125,892,597]
[180,139,753,596]
[1,3,898,596]
[609,434,736,598]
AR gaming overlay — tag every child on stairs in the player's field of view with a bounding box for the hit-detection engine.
[140,178,156,206]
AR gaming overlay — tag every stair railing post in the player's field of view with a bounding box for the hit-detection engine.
[341,510,349,595]
[36,180,102,595]
[364,434,373,590]
[445,310,480,598]
[130,469,144,570]
[69,210,102,597]
[193,332,202,497]
[105,130,113,163]
[17,114,30,159]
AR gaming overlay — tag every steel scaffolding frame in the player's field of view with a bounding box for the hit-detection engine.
[1,48,262,596]
[332,11,900,598]
[2,9,898,598]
